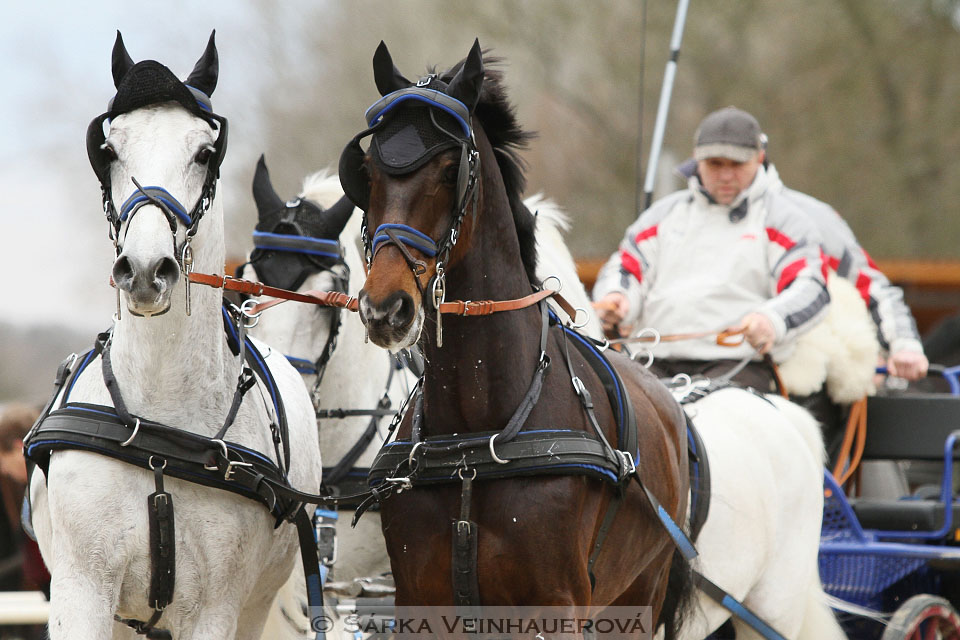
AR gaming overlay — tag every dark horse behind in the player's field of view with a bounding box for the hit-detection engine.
[340,40,694,637]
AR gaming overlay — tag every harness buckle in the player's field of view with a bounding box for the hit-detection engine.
[224,458,254,482]
[314,513,338,566]
[384,475,413,492]
[571,376,587,397]
[616,450,637,480]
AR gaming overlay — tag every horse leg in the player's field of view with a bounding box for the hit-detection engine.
[46,568,118,640]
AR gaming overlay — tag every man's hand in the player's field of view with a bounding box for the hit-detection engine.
[729,312,777,354]
[887,350,929,381]
[594,292,630,335]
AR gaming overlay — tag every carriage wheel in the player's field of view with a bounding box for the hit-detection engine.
[880,595,960,640]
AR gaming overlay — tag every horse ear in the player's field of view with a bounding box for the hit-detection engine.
[372,40,411,96]
[186,30,219,97]
[252,155,284,216]
[112,31,135,88]
[326,195,356,238]
[446,39,484,112]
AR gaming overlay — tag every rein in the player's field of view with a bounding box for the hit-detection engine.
[187,271,580,321]
[608,327,745,346]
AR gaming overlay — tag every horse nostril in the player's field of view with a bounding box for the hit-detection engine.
[153,256,180,289]
[388,293,414,329]
[112,256,135,291]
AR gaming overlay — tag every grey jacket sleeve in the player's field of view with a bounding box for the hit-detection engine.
[785,189,923,354]
[756,195,831,343]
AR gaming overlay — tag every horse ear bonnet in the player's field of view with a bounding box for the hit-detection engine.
[339,41,478,212]
[87,31,227,207]
[250,156,353,291]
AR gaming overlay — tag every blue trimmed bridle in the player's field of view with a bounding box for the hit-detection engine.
[340,80,481,346]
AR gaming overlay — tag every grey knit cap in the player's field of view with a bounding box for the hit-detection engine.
[693,107,763,162]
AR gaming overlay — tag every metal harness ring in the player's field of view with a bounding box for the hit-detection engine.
[119,418,140,447]
[489,434,510,465]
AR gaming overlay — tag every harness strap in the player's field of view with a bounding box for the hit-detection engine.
[692,572,787,640]
[321,393,392,487]
[451,475,481,614]
[295,507,326,633]
[115,610,170,639]
[147,460,176,611]
[586,492,622,592]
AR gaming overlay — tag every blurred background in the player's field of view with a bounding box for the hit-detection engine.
[2,0,960,405]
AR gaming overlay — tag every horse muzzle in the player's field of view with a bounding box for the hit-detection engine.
[358,289,423,351]
[112,254,181,316]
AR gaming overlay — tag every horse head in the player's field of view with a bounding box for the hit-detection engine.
[88,31,228,318]
[245,156,354,378]
[340,40,487,351]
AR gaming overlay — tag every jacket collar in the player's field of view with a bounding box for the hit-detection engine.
[688,164,770,222]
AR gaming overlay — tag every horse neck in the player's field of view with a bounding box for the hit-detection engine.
[419,173,542,436]
[110,198,232,421]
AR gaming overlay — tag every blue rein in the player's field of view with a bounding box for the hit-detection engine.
[371,223,438,258]
[120,186,194,227]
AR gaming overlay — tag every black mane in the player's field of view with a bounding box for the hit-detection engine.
[437,56,539,284]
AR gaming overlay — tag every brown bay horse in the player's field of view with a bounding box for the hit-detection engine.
[339,40,692,635]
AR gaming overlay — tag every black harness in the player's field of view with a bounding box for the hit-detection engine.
[22,306,325,638]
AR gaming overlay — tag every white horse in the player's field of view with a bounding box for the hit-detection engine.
[672,391,844,639]
[28,34,320,640]
[241,166,406,638]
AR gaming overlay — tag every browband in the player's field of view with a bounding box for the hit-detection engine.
[365,87,472,139]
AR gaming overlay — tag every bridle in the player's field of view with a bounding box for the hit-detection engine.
[339,79,481,347]
[86,85,229,310]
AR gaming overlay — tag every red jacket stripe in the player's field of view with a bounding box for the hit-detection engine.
[766,227,797,251]
[620,249,643,284]
[855,271,872,304]
[777,258,807,293]
[634,225,659,244]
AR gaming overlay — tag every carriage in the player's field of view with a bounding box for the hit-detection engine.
[820,366,960,639]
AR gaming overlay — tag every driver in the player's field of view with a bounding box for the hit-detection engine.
[593,106,829,391]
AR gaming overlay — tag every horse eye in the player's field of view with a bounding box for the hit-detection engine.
[100,143,118,162]
[194,146,214,164]
[442,164,460,184]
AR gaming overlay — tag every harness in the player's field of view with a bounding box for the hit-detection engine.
[22,305,324,638]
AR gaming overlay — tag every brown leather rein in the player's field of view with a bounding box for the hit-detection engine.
[608,329,746,347]
[188,272,579,320]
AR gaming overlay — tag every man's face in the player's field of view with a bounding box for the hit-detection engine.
[697,151,763,205]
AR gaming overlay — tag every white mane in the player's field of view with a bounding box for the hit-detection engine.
[299,170,344,209]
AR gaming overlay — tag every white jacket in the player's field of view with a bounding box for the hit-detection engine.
[594,166,829,362]
[766,165,923,356]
